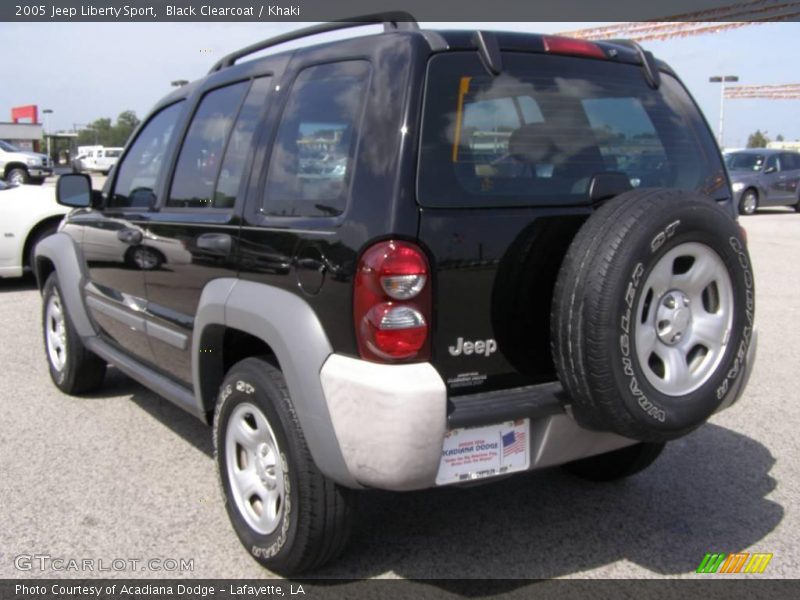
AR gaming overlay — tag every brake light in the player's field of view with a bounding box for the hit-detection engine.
[354,240,431,362]
[542,36,607,59]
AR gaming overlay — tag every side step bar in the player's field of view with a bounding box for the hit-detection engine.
[448,381,566,429]
[84,337,206,421]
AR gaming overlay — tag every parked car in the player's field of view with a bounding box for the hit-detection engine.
[36,15,756,574]
[725,148,800,215]
[0,140,53,185]
[71,214,192,270]
[0,181,67,278]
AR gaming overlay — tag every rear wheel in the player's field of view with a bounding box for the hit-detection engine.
[42,273,107,394]
[563,442,666,481]
[738,189,758,215]
[214,358,355,575]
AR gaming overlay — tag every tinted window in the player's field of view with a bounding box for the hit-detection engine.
[419,53,721,208]
[213,77,272,208]
[111,102,183,208]
[765,155,778,172]
[168,82,249,208]
[780,153,799,171]
[725,153,764,172]
[582,97,668,185]
[261,61,370,218]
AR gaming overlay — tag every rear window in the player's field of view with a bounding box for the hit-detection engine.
[418,53,725,208]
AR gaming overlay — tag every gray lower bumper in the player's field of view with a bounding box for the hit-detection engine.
[28,167,53,178]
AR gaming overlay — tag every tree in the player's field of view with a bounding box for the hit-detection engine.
[776,134,785,142]
[746,130,770,148]
[76,111,140,147]
[113,110,140,145]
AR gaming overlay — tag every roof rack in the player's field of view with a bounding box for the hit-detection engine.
[208,11,419,74]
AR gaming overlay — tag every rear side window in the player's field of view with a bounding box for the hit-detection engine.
[168,81,249,208]
[111,102,183,208]
[261,61,370,218]
[419,53,723,208]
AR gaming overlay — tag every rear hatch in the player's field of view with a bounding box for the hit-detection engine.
[416,45,727,396]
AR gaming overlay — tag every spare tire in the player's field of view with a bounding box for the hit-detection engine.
[551,188,755,442]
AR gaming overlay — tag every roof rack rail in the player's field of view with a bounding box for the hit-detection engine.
[208,11,419,74]
[606,39,661,89]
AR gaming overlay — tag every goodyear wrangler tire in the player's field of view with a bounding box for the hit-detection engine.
[213,357,355,575]
[551,189,755,442]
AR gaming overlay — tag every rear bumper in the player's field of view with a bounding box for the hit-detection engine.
[320,331,756,491]
[320,355,447,491]
[320,355,636,490]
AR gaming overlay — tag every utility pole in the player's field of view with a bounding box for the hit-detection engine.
[709,75,739,149]
[42,108,53,160]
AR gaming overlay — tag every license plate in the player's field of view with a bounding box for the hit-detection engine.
[435,419,530,486]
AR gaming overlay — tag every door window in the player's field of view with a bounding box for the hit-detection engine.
[765,155,779,173]
[780,153,798,171]
[111,102,184,208]
[167,82,249,208]
[213,76,273,208]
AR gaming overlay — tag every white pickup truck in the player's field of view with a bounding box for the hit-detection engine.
[0,140,53,185]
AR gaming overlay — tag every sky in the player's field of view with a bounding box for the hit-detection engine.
[1,21,798,149]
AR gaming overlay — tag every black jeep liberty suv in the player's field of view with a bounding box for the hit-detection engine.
[37,13,756,574]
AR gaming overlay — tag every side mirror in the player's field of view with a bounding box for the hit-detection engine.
[57,173,92,207]
[764,166,777,174]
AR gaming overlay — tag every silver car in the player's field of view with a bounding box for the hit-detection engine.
[726,148,800,215]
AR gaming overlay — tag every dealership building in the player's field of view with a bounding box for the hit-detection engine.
[0,105,44,152]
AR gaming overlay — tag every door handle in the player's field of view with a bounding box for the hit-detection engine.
[196,233,232,254]
[117,228,143,245]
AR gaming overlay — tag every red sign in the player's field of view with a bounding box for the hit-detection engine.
[11,105,38,124]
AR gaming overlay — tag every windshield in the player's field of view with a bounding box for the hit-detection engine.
[0,140,21,152]
[419,53,725,208]
[725,152,765,172]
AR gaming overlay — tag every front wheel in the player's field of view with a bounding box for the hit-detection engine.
[739,189,758,215]
[213,358,354,575]
[562,442,666,481]
[6,167,28,186]
[42,273,106,394]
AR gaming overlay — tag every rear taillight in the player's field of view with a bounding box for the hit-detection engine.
[542,35,607,59]
[354,240,431,362]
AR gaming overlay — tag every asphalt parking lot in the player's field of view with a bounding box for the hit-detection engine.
[0,208,798,580]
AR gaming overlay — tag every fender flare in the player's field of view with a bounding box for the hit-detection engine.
[34,232,96,338]
[193,278,359,488]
